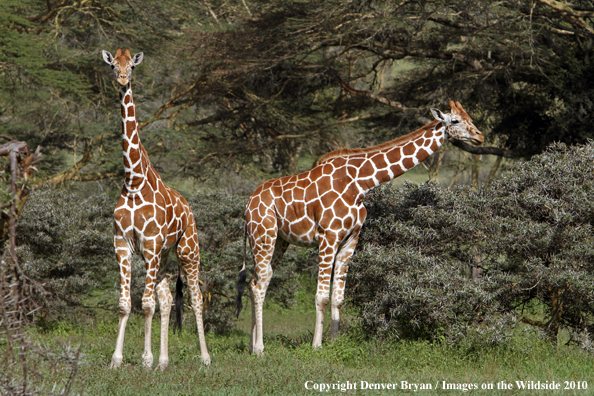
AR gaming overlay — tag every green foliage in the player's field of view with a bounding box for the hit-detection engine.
[17,185,115,315]
[348,141,594,346]
[16,186,313,331]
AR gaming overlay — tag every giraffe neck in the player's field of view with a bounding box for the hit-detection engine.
[119,83,150,193]
[354,121,446,192]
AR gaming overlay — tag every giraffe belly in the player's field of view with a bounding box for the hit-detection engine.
[277,219,318,248]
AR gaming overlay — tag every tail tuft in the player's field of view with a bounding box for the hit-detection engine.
[235,268,247,318]
[173,274,183,334]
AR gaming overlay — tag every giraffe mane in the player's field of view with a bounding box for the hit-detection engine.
[316,119,440,166]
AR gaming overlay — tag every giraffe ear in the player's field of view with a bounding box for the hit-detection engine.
[102,50,114,65]
[132,52,144,67]
[430,108,449,123]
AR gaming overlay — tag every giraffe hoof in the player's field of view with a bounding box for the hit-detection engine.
[202,355,211,366]
[142,354,153,369]
[155,362,169,372]
[110,356,123,369]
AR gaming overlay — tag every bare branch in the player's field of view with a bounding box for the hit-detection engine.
[449,139,515,158]
[331,70,405,110]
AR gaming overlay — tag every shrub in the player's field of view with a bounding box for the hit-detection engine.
[17,186,312,332]
[347,142,594,347]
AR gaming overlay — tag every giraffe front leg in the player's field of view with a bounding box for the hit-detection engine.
[313,235,338,349]
[140,245,163,369]
[111,239,132,369]
[155,257,172,371]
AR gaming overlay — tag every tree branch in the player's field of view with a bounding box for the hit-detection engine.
[449,139,515,158]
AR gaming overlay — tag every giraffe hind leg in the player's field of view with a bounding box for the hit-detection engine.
[313,233,341,349]
[249,237,289,355]
[177,223,211,366]
[330,226,362,339]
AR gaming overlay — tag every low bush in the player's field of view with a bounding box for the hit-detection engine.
[347,142,594,348]
[17,187,314,332]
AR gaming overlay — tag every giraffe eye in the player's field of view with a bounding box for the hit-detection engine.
[451,119,459,124]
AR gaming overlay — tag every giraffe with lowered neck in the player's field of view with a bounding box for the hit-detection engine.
[236,101,484,355]
[102,48,210,370]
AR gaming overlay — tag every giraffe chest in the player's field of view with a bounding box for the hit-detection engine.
[113,188,186,252]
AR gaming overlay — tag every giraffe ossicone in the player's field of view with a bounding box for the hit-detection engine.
[236,100,483,355]
[103,48,210,370]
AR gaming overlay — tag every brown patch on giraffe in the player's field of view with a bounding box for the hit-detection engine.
[343,215,354,230]
[322,164,334,175]
[430,140,439,152]
[305,184,318,202]
[371,153,388,170]
[124,95,132,105]
[127,106,135,118]
[358,160,375,179]
[276,198,287,218]
[121,106,126,118]
[258,202,269,218]
[348,158,364,168]
[331,157,347,168]
[291,217,314,235]
[403,142,416,156]
[293,187,305,201]
[330,218,344,230]
[320,191,339,208]
[424,130,434,139]
[423,138,432,147]
[333,198,349,218]
[342,183,360,205]
[296,178,308,189]
[402,157,415,170]
[126,121,136,135]
[282,189,294,203]
[386,147,402,164]
[317,176,332,194]
[271,184,282,197]
[309,166,323,182]
[438,136,444,144]
[129,149,141,164]
[417,148,430,162]
[375,170,391,184]
[346,165,357,179]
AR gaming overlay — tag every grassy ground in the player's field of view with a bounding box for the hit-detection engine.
[21,284,594,396]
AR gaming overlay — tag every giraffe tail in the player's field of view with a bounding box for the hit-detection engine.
[235,221,248,318]
[173,272,183,334]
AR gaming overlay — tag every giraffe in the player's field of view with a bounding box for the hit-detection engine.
[236,101,483,354]
[102,48,210,370]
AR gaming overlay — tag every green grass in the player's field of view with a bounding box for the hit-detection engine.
[16,290,594,395]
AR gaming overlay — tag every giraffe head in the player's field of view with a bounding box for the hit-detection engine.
[102,48,144,86]
[431,101,484,145]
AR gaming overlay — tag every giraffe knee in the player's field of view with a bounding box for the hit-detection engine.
[315,293,330,310]
[142,299,156,315]
[118,301,131,316]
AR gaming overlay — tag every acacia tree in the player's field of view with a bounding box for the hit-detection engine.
[147,0,594,181]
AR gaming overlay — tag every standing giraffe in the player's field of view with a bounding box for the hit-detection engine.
[236,100,484,354]
[102,48,210,370]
